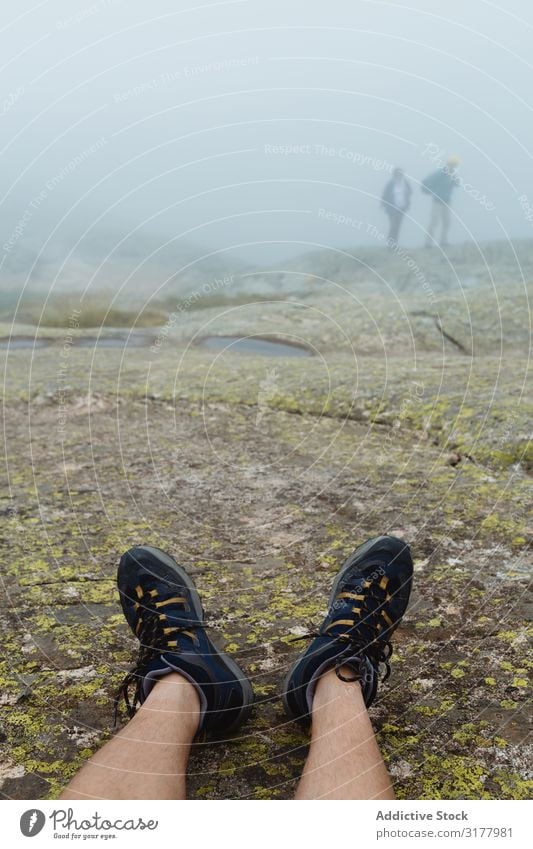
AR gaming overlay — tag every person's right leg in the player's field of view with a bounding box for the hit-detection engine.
[388,209,403,245]
[440,203,451,245]
[282,535,413,800]
[387,212,396,244]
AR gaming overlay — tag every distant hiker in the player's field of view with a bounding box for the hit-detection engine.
[381,167,412,247]
[422,154,461,247]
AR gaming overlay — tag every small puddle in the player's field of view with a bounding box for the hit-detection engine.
[199,335,312,357]
[0,337,52,349]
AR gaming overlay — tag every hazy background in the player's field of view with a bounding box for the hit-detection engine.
[1,0,532,297]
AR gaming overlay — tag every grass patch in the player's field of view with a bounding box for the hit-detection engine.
[2,291,289,329]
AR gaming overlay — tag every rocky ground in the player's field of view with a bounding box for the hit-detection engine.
[0,243,531,799]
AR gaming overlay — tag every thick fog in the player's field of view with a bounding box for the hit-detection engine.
[1,0,532,281]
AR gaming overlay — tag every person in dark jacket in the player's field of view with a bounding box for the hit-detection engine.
[381,167,412,247]
[422,154,461,247]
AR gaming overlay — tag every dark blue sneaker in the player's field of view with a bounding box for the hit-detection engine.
[282,535,413,722]
[114,545,253,737]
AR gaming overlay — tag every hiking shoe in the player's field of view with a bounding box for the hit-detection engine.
[282,535,413,723]
[114,545,253,737]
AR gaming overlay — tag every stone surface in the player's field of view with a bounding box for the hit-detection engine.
[0,243,531,799]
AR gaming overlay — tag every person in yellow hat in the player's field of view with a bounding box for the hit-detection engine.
[422,155,461,247]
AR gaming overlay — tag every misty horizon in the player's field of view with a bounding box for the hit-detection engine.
[1,0,532,279]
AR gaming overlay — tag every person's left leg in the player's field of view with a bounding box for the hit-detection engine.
[61,672,199,800]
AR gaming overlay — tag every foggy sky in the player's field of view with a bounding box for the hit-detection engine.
[1,0,532,273]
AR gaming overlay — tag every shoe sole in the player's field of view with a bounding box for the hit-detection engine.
[281,535,411,719]
[119,545,254,736]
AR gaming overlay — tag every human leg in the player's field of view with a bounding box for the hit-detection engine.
[388,209,403,245]
[386,211,395,244]
[295,669,394,799]
[440,203,451,245]
[426,200,440,246]
[61,672,199,800]
[61,545,253,799]
[282,535,413,800]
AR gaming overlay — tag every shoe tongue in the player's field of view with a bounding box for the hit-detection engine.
[143,579,186,598]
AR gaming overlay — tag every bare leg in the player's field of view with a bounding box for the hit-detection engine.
[295,668,395,800]
[60,672,200,800]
